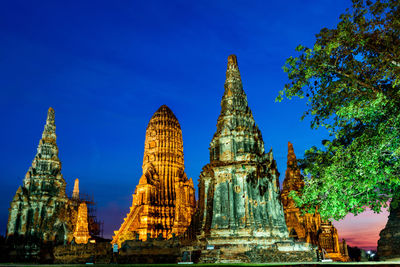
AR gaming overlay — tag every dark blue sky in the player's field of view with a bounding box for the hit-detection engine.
[2,0,384,248]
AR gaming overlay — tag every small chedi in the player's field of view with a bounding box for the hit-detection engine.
[377,195,400,260]
[53,178,107,264]
[281,142,320,246]
[71,178,91,244]
[112,105,196,246]
[73,202,91,244]
[69,178,101,241]
[7,108,77,246]
[281,142,349,261]
[194,55,313,263]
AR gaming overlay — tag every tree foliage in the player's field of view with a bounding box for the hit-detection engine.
[277,0,400,220]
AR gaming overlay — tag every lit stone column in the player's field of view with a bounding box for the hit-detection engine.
[73,202,91,244]
[112,105,196,246]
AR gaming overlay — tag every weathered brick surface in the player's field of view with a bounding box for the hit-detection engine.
[281,142,350,261]
[193,55,314,263]
[112,105,196,246]
[7,108,77,250]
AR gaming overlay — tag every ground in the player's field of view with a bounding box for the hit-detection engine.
[1,262,400,267]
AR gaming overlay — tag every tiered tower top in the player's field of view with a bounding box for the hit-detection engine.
[282,142,305,194]
[210,55,265,163]
[23,107,66,197]
[142,105,184,171]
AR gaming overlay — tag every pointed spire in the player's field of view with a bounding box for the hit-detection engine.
[7,106,70,244]
[72,178,79,199]
[283,142,304,192]
[41,107,57,143]
[287,141,297,167]
[225,54,242,86]
[211,55,265,163]
[219,54,250,118]
[37,107,59,158]
[23,107,63,191]
[224,54,245,98]
[46,107,55,126]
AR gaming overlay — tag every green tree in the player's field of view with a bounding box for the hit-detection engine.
[277,0,400,220]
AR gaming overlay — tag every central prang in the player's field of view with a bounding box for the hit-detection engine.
[190,55,314,263]
[112,105,196,246]
[197,54,288,240]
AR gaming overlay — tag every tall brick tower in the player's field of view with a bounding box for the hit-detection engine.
[112,105,196,246]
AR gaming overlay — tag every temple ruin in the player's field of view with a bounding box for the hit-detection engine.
[281,142,321,245]
[112,105,196,246]
[7,108,77,246]
[73,202,91,244]
[193,55,314,263]
[6,56,380,264]
[281,142,349,261]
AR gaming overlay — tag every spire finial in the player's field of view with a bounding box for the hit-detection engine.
[46,107,55,126]
[72,178,79,199]
[287,141,297,166]
[288,141,294,154]
[224,54,244,97]
[41,107,56,141]
[283,141,303,192]
[227,54,238,69]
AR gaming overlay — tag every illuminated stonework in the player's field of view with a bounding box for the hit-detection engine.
[7,108,76,244]
[196,55,297,249]
[72,178,79,199]
[281,142,349,261]
[281,142,320,245]
[73,202,91,244]
[112,105,196,246]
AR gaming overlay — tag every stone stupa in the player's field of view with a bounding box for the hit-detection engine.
[7,108,76,246]
[73,202,91,244]
[281,142,349,261]
[281,142,321,245]
[112,105,196,246]
[194,55,314,263]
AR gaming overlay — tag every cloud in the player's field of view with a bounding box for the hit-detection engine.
[333,208,389,250]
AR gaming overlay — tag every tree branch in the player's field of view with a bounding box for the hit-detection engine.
[334,70,380,94]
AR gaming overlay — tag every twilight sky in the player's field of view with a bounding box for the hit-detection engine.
[0,0,389,250]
